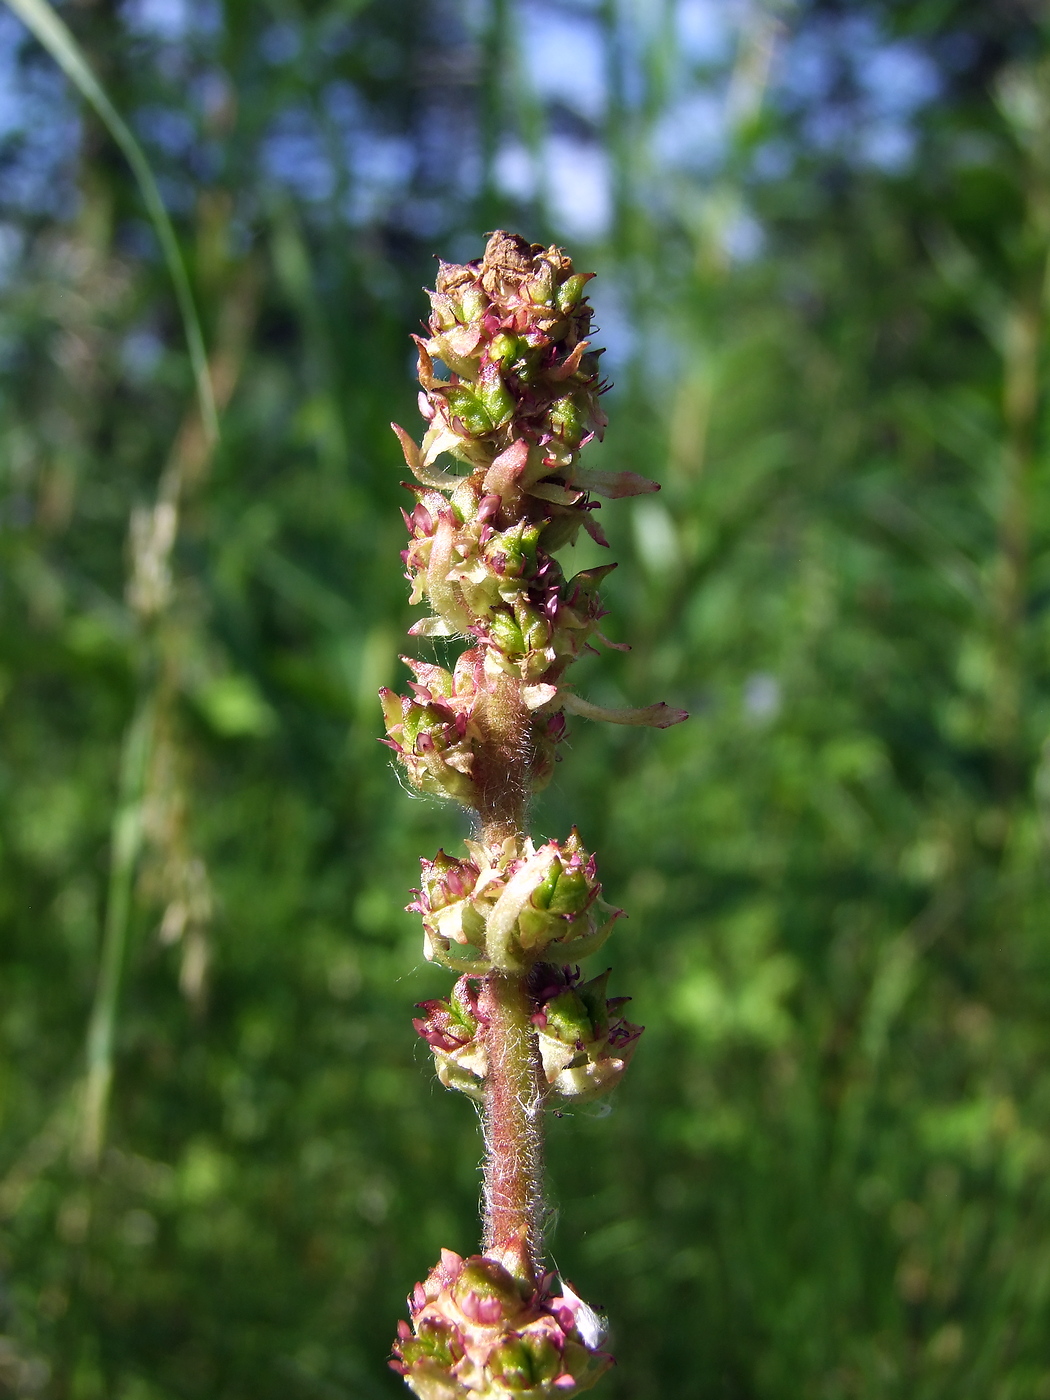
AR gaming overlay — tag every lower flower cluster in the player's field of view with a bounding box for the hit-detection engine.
[391,1250,612,1400]
[413,966,642,1104]
[407,831,620,974]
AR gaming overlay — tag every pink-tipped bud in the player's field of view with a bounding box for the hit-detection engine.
[412,976,488,1099]
[529,965,643,1103]
[379,653,491,807]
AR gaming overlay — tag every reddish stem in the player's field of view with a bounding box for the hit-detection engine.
[475,670,544,1283]
[480,969,545,1284]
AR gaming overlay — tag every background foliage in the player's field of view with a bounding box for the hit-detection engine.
[3,0,1050,1396]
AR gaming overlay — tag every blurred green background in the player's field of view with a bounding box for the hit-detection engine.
[3,0,1050,1396]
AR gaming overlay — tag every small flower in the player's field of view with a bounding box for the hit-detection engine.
[413,976,488,1100]
[408,849,488,972]
[380,652,487,806]
[401,480,549,644]
[391,1250,612,1400]
[528,966,643,1102]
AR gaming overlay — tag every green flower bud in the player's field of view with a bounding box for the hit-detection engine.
[413,976,488,1100]
[460,284,488,324]
[549,395,588,448]
[488,332,519,364]
[441,386,494,438]
[509,346,543,384]
[487,521,541,581]
[530,966,642,1103]
[489,611,526,657]
[411,850,488,970]
[555,273,592,314]
[526,259,556,306]
[379,654,487,808]
[476,363,515,428]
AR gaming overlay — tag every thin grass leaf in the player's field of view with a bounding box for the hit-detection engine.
[3,0,219,444]
[76,692,156,1170]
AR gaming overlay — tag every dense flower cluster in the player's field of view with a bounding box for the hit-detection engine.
[391,1250,612,1400]
[413,965,641,1105]
[380,650,564,805]
[406,831,620,974]
[386,233,685,1398]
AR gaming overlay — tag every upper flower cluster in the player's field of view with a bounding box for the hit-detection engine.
[383,231,684,811]
[398,230,610,484]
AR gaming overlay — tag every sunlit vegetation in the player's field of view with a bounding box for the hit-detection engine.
[2,2,1050,1397]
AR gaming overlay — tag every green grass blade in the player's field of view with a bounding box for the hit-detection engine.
[3,0,219,444]
[76,692,156,1170]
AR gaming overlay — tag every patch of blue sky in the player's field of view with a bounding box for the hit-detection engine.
[778,13,940,172]
[651,90,727,172]
[494,140,537,203]
[261,22,302,68]
[121,326,166,385]
[0,10,27,143]
[323,80,365,130]
[857,121,915,172]
[343,132,415,226]
[517,2,606,123]
[262,111,336,204]
[722,210,764,263]
[122,0,220,42]
[544,135,612,241]
[588,276,636,377]
[134,104,197,158]
[0,16,80,218]
[675,0,739,65]
[752,138,793,182]
[861,39,940,118]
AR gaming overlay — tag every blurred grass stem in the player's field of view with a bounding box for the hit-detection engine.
[76,693,156,1171]
[74,268,254,1169]
[1,0,218,442]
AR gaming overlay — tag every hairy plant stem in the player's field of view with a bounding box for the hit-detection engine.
[476,669,544,1283]
[480,969,544,1284]
[474,668,531,846]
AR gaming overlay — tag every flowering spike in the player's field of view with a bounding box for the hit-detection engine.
[385,232,685,1395]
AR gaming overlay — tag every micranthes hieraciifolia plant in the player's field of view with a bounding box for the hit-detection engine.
[382,231,686,1399]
